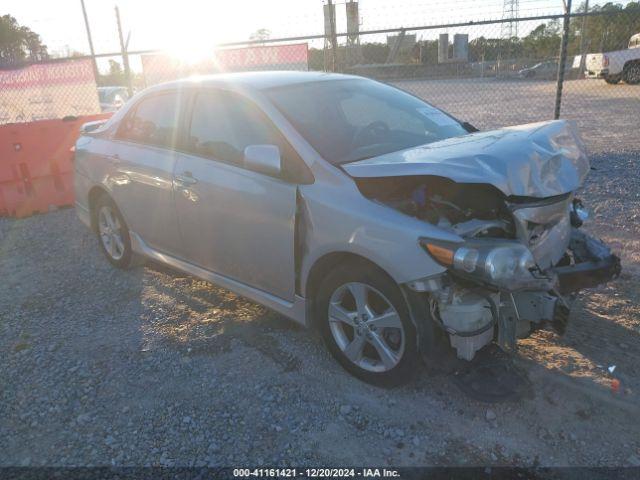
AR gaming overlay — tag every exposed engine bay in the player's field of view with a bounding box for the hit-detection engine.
[355,174,621,361]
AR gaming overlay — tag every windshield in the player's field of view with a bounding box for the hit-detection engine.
[265,78,468,165]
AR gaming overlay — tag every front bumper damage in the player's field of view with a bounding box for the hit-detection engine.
[345,118,620,361]
[553,230,621,294]
[422,229,620,361]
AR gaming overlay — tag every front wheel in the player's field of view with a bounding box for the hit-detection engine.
[315,263,419,387]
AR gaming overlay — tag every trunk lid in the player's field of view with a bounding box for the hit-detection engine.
[342,120,589,198]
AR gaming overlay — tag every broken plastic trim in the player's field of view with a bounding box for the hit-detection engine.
[553,254,621,294]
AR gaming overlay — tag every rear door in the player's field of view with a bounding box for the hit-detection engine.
[109,90,186,255]
[173,89,301,301]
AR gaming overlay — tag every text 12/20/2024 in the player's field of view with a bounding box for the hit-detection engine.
[233,468,400,478]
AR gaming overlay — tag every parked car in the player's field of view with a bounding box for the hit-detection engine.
[98,86,130,112]
[75,72,620,386]
[518,60,558,79]
[585,32,640,84]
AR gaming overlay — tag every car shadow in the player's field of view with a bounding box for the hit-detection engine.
[512,277,639,413]
[137,260,304,372]
[141,256,639,403]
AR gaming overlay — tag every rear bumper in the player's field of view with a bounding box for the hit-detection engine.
[585,69,607,78]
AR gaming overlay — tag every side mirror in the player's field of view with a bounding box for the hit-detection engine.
[243,144,281,177]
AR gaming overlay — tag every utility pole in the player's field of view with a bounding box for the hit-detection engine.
[80,0,99,83]
[115,6,133,97]
[328,0,338,72]
[554,0,572,119]
[578,0,589,76]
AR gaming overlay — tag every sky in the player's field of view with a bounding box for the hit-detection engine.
[6,0,573,56]
[4,0,636,70]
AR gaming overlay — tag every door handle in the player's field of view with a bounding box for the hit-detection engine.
[175,172,197,186]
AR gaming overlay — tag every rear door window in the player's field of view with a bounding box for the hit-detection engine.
[117,92,181,149]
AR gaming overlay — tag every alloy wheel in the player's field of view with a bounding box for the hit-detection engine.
[98,205,125,261]
[328,282,405,373]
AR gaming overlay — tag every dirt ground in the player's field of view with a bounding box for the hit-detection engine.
[1,77,639,469]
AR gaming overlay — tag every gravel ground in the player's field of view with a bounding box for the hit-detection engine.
[1,81,639,467]
[393,77,640,153]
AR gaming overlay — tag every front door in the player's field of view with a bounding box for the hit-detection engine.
[173,89,298,301]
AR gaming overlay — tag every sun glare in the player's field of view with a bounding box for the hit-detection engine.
[166,41,215,66]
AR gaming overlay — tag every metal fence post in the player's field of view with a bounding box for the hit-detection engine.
[554,0,573,119]
[80,0,100,85]
[115,6,133,97]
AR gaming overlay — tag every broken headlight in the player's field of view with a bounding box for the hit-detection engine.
[422,239,537,290]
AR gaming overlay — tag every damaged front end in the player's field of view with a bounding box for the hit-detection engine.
[416,219,620,359]
[346,120,621,361]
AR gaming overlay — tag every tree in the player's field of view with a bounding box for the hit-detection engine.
[570,1,640,53]
[521,20,562,60]
[108,59,123,76]
[0,14,48,66]
[249,28,271,43]
[97,59,127,86]
[361,42,390,64]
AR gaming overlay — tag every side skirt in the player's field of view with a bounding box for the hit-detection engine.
[129,231,309,327]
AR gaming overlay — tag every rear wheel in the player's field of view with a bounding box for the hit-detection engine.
[604,74,621,84]
[623,61,640,85]
[95,194,134,269]
[315,263,418,387]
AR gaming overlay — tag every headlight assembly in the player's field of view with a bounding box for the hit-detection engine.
[422,239,538,290]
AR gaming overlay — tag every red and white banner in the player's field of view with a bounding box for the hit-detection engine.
[215,43,308,70]
[0,59,101,124]
[142,43,308,86]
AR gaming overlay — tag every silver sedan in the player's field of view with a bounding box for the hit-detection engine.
[75,72,619,386]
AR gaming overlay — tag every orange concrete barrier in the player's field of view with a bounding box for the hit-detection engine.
[0,113,111,218]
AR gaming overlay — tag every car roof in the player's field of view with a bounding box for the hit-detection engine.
[150,71,363,93]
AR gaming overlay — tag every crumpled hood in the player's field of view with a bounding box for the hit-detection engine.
[343,120,590,198]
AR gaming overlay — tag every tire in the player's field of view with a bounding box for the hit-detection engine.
[604,74,621,85]
[623,61,640,85]
[315,262,419,387]
[94,193,134,269]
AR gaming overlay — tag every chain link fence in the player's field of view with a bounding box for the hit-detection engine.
[1,5,638,152]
